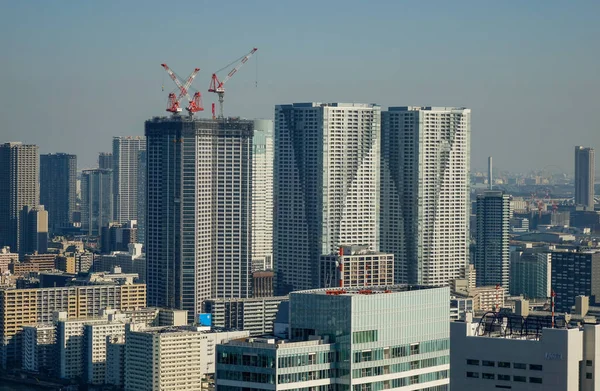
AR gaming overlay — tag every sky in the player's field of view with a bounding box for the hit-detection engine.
[0,0,599,172]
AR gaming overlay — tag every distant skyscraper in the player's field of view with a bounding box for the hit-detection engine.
[112,137,146,224]
[145,117,253,321]
[575,146,595,210]
[251,119,274,272]
[474,190,511,289]
[274,103,381,294]
[0,142,39,253]
[98,152,113,170]
[81,169,113,236]
[136,150,146,246]
[381,106,470,285]
[20,205,48,255]
[40,153,77,234]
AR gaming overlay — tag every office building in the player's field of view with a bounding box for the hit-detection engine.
[0,142,39,254]
[0,283,146,367]
[40,153,77,234]
[94,243,146,282]
[320,245,394,288]
[252,270,274,298]
[552,251,600,313]
[81,168,113,236]
[22,323,55,373]
[98,152,113,170]
[510,250,552,299]
[216,285,450,390]
[274,103,381,294]
[575,146,595,210]
[20,205,48,256]
[124,326,248,391]
[113,136,146,224]
[137,150,146,245]
[381,107,470,285]
[451,315,600,390]
[145,116,254,321]
[475,191,511,288]
[203,296,288,336]
[450,297,474,321]
[252,119,274,272]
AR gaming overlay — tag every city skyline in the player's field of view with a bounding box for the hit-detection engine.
[1,1,599,172]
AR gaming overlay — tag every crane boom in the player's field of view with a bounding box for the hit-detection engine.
[208,47,258,118]
[161,64,204,117]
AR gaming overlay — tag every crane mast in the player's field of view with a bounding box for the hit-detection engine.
[209,47,258,119]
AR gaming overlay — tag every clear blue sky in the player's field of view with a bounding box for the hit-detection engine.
[1,0,598,172]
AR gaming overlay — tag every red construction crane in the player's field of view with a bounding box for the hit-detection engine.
[161,64,204,117]
[209,47,258,119]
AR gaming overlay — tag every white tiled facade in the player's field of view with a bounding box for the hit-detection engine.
[381,107,470,286]
[274,103,381,294]
[22,323,55,373]
[112,136,146,224]
[252,119,274,272]
[85,321,126,384]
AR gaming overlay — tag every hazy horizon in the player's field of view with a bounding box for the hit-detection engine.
[1,1,598,172]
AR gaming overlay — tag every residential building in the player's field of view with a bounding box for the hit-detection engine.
[451,297,474,321]
[216,285,450,390]
[0,142,39,254]
[22,323,55,373]
[40,153,77,234]
[145,116,254,322]
[22,253,56,270]
[98,152,113,170]
[0,246,18,273]
[475,191,511,289]
[94,243,146,282]
[319,245,394,288]
[137,150,146,245]
[451,314,599,390]
[252,119,274,272]
[274,103,381,294]
[381,107,470,285]
[105,335,125,387]
[81,168,113,236]
[113,136,146,224]
[100,220,137,254]
[510,250,552,299]
[84,318,127,384]
[124,326,248,391]
[203,296,288,336]
[252,270,274,298]
[575,146,595,210]
[55,255,76,274]
[0,283,146,367]
[551,251,600,313]
[20,205,48,256]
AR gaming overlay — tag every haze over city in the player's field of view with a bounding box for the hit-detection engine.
[1,0,599,171]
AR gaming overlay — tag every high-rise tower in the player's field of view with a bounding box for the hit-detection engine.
[251,119,274,272]
[575,146,595,210]
[98,152,113,170]
[40,153,77,234]
[81,169,113,236]
[145,116,253,321]
[381,106,470,285]
[0,142,39,253]
[274,103,381,294]
[475,190,511,288]
[112,137,146,224]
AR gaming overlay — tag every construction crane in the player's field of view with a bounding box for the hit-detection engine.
[161,64,204,118]
[209,47,258,119]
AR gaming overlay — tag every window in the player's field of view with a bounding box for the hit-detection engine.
[587,373,593,380]
[410,344,420,355]
[529,364,543,371]
[466,359,479,366]
[498,362,510,368]
[498,374,510,381]
[514,376,526,382]
[482,360,495,367]
[482,373,495,380]
[466,372,479,378]
[530,377,543,384]
[587,360,593,367]
[514,363,526,370]
[353,330,378,344]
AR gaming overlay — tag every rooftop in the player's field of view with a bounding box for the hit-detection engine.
[294,284,442,296]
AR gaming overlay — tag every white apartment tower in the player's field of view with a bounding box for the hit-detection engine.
[274,103,381,294]
[252,119,274,271]
[113,136,146,224]
[145,117,253,322]
[381,107,470,285]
